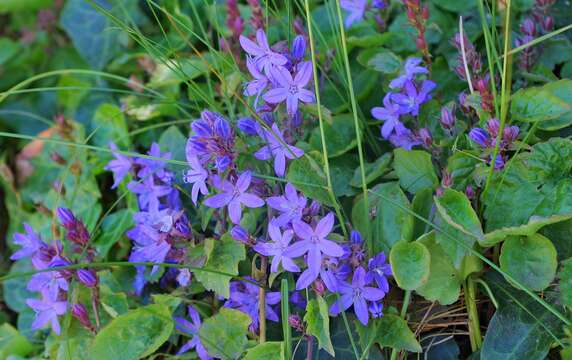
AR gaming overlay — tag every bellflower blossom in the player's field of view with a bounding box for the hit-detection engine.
[254,123,304,177]
[391,79,436,116]
[371,93,403,139]
[203,171,265,224]
[264,62,315,116]
[365,252,392,293]
[266,183,307,227]
[340,0,368,28]
[174,305,212,359]
[330,266,385,325]
[27,257,70,301]
[244,56,269,100]
[254,220,300,273]
[239,29,288,76]
[187,111,236,172]
[389,123,422,151]
[389,57,429,89]
[183,154,209,205]
[105,142,132,189]
[26,294,67,335]
[10,223,45,261]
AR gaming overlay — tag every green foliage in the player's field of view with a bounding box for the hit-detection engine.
[286,152,332,206]
[537,80,572,130]
[510,82,572,123]
[390,240,430,290]
[560,258,572,309]
[393,148,439,194]
[243,342,284,360]
[357,314,421,353]
[309,114,359,158]
[198,308,251,359]
[349,153,392,188]
[92,103,130,148]
[304,296,335,357]
[0,323,34,358]
[94,209,133,259]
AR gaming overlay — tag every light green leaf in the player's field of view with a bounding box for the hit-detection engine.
[499,234,557,291]
[350,153,392,188]
[559,258,572,309]
[0,323,34,359]
[390,241,430,290]
[309,114,359,158]
[199,308,250,359]
[510,84,571,123]
[286,152,332,206]
[89,304,174,360]
[538,79,572,130]
[92,103,130,148]
[243,342,283,360]
[194,234,246,298]
[158,125,187,170]
[94,209,133,259]
[357,314,421,353]
[393,148,439,194]
[304,296,335,356]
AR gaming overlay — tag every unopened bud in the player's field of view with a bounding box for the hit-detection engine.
[72,303,93,330]
[77,269,98,288]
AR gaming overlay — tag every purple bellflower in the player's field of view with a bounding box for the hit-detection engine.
[174,305,212,359]
[105,142,132,189]
[188,111,236,172]
[388,123,422,150]
[128,176,172,211]
[391,80,436,116]
[27,257,70,301]
[239,29,288,76]
[254,123,304,177]
[26,294,67,335]
[244,56,269,99]
[135,143,173,184]
[264,62,315,116]
[369,301,384,318]
[389,57,429,89]
[365,252,392,293]
[203,171,265,224]
[371,93,404,139]
[340,0,368,28]
[10,223,45,261]
[266,183,307,227]
[254,220,300,273]
[290,35,306,62]
[183,154,209,205]
[330,266,385,325]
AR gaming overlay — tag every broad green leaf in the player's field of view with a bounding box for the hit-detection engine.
[99,284,129,319]
[393,148,439,194]
[0,38,20,65]
[353,182,414,253]
[3,260,35,313]
[357,315,421,353]
[434,189,483,267]
[416,232,461,305]
[510,85,571,123]
[92,103,130,148]
[304,296,335,356]
[481,272,564,360]
[559,258,572,309]
[194,234,246,298]
[390,241,430,290]
[330,154,359,197]
[243,342,283,360]
[540,219,572,260]
[57,74,91,113]
[148,58,209,88]
[89,304,174,360]
[309,114,359,158]
[357,48,402,74]
[499,234,557,291]
[286,152,332,206]
[94,209,133,259]
[538,79,572,130]
[55,322,93,360]
[349,153,392,188]
[411,188,433,239]
[158,125,187,171]
[199,308,250,359]
[432,0,475,12]
[0,0,52,11]
[0,323,34,358]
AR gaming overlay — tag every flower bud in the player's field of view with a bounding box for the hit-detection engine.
[440,107,455,130]
[288,314,304,332]
[214,118,232,139]
[520,18,536,36]
[465,185,475,200]
[469,128,490,148]
[291,35,306,61]
[418,128,432,148]
[372,0,386,9]
[72,304,93,330]
[350,230,363,245]
[486,118,500,138]
[231,226,250,244]
[542,17,554,32]
[57,207,75,229]
[237,117,259,136]
[503,125,520,144]
[313,278,326,296]
[77,269,98,288]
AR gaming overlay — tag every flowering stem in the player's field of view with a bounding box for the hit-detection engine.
[464,276,482,351]
[390,290,412,360]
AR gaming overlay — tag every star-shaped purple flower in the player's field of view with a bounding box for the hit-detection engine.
[254,220,300,273]
[203,171,265,224]
[174,305,212,359]
[28,258,69,301]
[244,56,269,98]
[330,266,385,325]
[388,123,422,150]
[340,0,368,28]
[266,183,307,227]
[365,252,392,293]
[128,176,172,211]
[183,153,209,205]
[264,62,315,116]
[371,93,404,139]
[391,80,436,116]
[10,223,45,261]
[254,123,304,177]
[389,57,429,89]
[135,142,172,183]
[26,293,67,335]
[283,213,344,274]
[239,29,288,76]
[105,142,132,189]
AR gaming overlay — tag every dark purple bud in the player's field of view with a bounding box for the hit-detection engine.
[291,35,306,61]
[72,304,93,330]
[542,17,554,32]
[214,118,232,139]
[418,128,432,147]
[503,125,520,143]
[57,207,75,229]
[231,226,250,244]
[440,107,455,130]
[372,0,386,9]
[469,128,490,148]
[486,118,500,138]
[288,314,304,332]
[200,110,220,125]
[290,291,307,309]
[290,110,303,128]
[306,201,320,216]
[237,117,259,136]
[350,230,362,245]
[520,18,536,36]
[492,154,505,170]
[77,269,98,288]
[191,120,212,137]
[441,170,453,188]
[465,185,475,200]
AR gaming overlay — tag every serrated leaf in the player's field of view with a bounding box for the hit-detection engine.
[199,308,250,359]
[393,148,439,194]
[304,296,335,356]
[390,241,430,290]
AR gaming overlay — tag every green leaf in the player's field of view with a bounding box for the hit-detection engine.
[286,152,332,206]
[510,84,571,123]
[358,315,421,353]
[194,234,246,298]
[60,0,122,70]
[92,103,130,148]
[3,260,35,313]
[393,148,439,194]
[330,154,359,197]
[349,153,392,188]
[94,209,133,259]
[158,125,187,171]
[416,232,461,305]
[358,48,402,74]
[481,272,564,360]
[243,342,283,360]
[540,219,572,261]
[0,38,20,65]
[199,308,250,359]
[411,188,433,239]
[434,189,483,267]
[559,258,572,309]
[309,114,359,158]
[0,0,52,11]
[353,182,414,253]
[390,241,430,290]
[499,234,557,291]
[538,79,572,130]
[304,296,335,356]
[0,323,34,358]
[432,0,475,12]
[89,304,174,360]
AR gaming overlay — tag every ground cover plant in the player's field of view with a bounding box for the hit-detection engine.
[1,0,572,359]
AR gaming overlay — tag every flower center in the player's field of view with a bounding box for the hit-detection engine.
[310,235,320,244]
[353,287,363,299]
[288,84,299,95]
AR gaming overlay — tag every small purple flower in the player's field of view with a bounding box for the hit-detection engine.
[188,111,236,172]
[264,62,315,116]
[72,303,93,330]
[26,294,67,335]
[266,183,307,227]
[11,223,45,260]
[203,171,265,224]
[503,125,519,143]
[183,154,209,205]
[127,224,171,282]
[369,301,384,318]
[177,269,191,287]
[135,143,172,183]
[174,305,212,359]
[254,220,300,273]
[340,0,368,28]
[440,106,455,130]
[237,117,260,136]
[388,123,422,150]
[244,56,269,98]
[128,176,172,211]
[105,142,132,189]
[231,226,250,243]
[391,80,436,116]
[291,35,306,62]
[371,93,403,139]
[56,208,75,229]
[469,128,490,148]
[330,266,385,325]
[254,123,304,177]
[365,252,392,293]
[389,58,429,89]
[283,213,344,274]
[28,267,69,301]
[239,29,288,76]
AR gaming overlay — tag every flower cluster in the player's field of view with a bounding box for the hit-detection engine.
[370,57,435,150]
[340,0,386,29]
[403,0,430,64]
[515,0,556,72]
[468,118,520,169]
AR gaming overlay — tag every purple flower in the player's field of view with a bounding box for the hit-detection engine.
[77,269,98,288]
[469,128,490,148]
[391,80,436,116]
[388,123,422,150]
[291,35,306,62]
[128,176,172,211]
[244,56,269,98]
[389,58,428,89]
[237,117,260,136]
[254,123,304,177]
[264,62,315,116]
[104,142,132,189]
[26,294,67,335]
[224,278,281,332]
[440,106,455,130]
[127,224,171,280]
[174,305,212,359]
[330,266,385,325]
[365,252,392,293]
[231,226,250,243]
[340,0,368,28]
[295,256,349,291]
[183,154,209,205]
[135,143,172,183]
[10,223,45,260]
[28,266,69,301]
[503,125,519,143]
[283,213,344,275]
[254,220,300,273]
[177,269,191,287]
[239,29,288,76]
[188,111,236,172]
[371,93,403,139]
[266,183,307,227]
[369,301,384,318]
[203,171,265,224]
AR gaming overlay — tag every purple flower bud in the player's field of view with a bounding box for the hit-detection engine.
[237,117,259,136]
[418,128,432,147]
[503,125,520,143]
[57,207,75,229]
[291,35,306,61]
[288,314,304,332]
[486,118,500,138]
[72,303,93,330]
[231,226,250,244]
[542,17,554,32]
[290,291,307,309]
[350,230,362,245]
[520,18,536,36]
[469,128,490,148]
[440,107,455,130]
[465,185,475,200]
[369,301,384,318]
[306,201,320,217]
[191,120,212,137]
[372,0,386,9]
[313,278,326,296]
[214,118,232,139]
[492,154,505,170]
[77,269,98,288]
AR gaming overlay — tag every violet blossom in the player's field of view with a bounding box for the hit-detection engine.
[239,29,288,76]
[244,56,269,99]
[10,223,45,261]
[389,57,429,89]
[340,0,368,28]
[391,79,436,116]
[174,305,212,359]
[371,93,404,139]
[254,123,304,177]
[105,142,132,189]
[183,154,209,205]
[264,62,315,116]
[188,111,236,172]
[365,252,392,293]
[254,220,300,273]
[266,183,307,227]
[26,293,67,335]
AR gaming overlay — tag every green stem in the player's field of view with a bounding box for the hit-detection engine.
[281,279,292,360]
[336,293,361,360]
[390,290,412,360]
[464,277,482,351]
